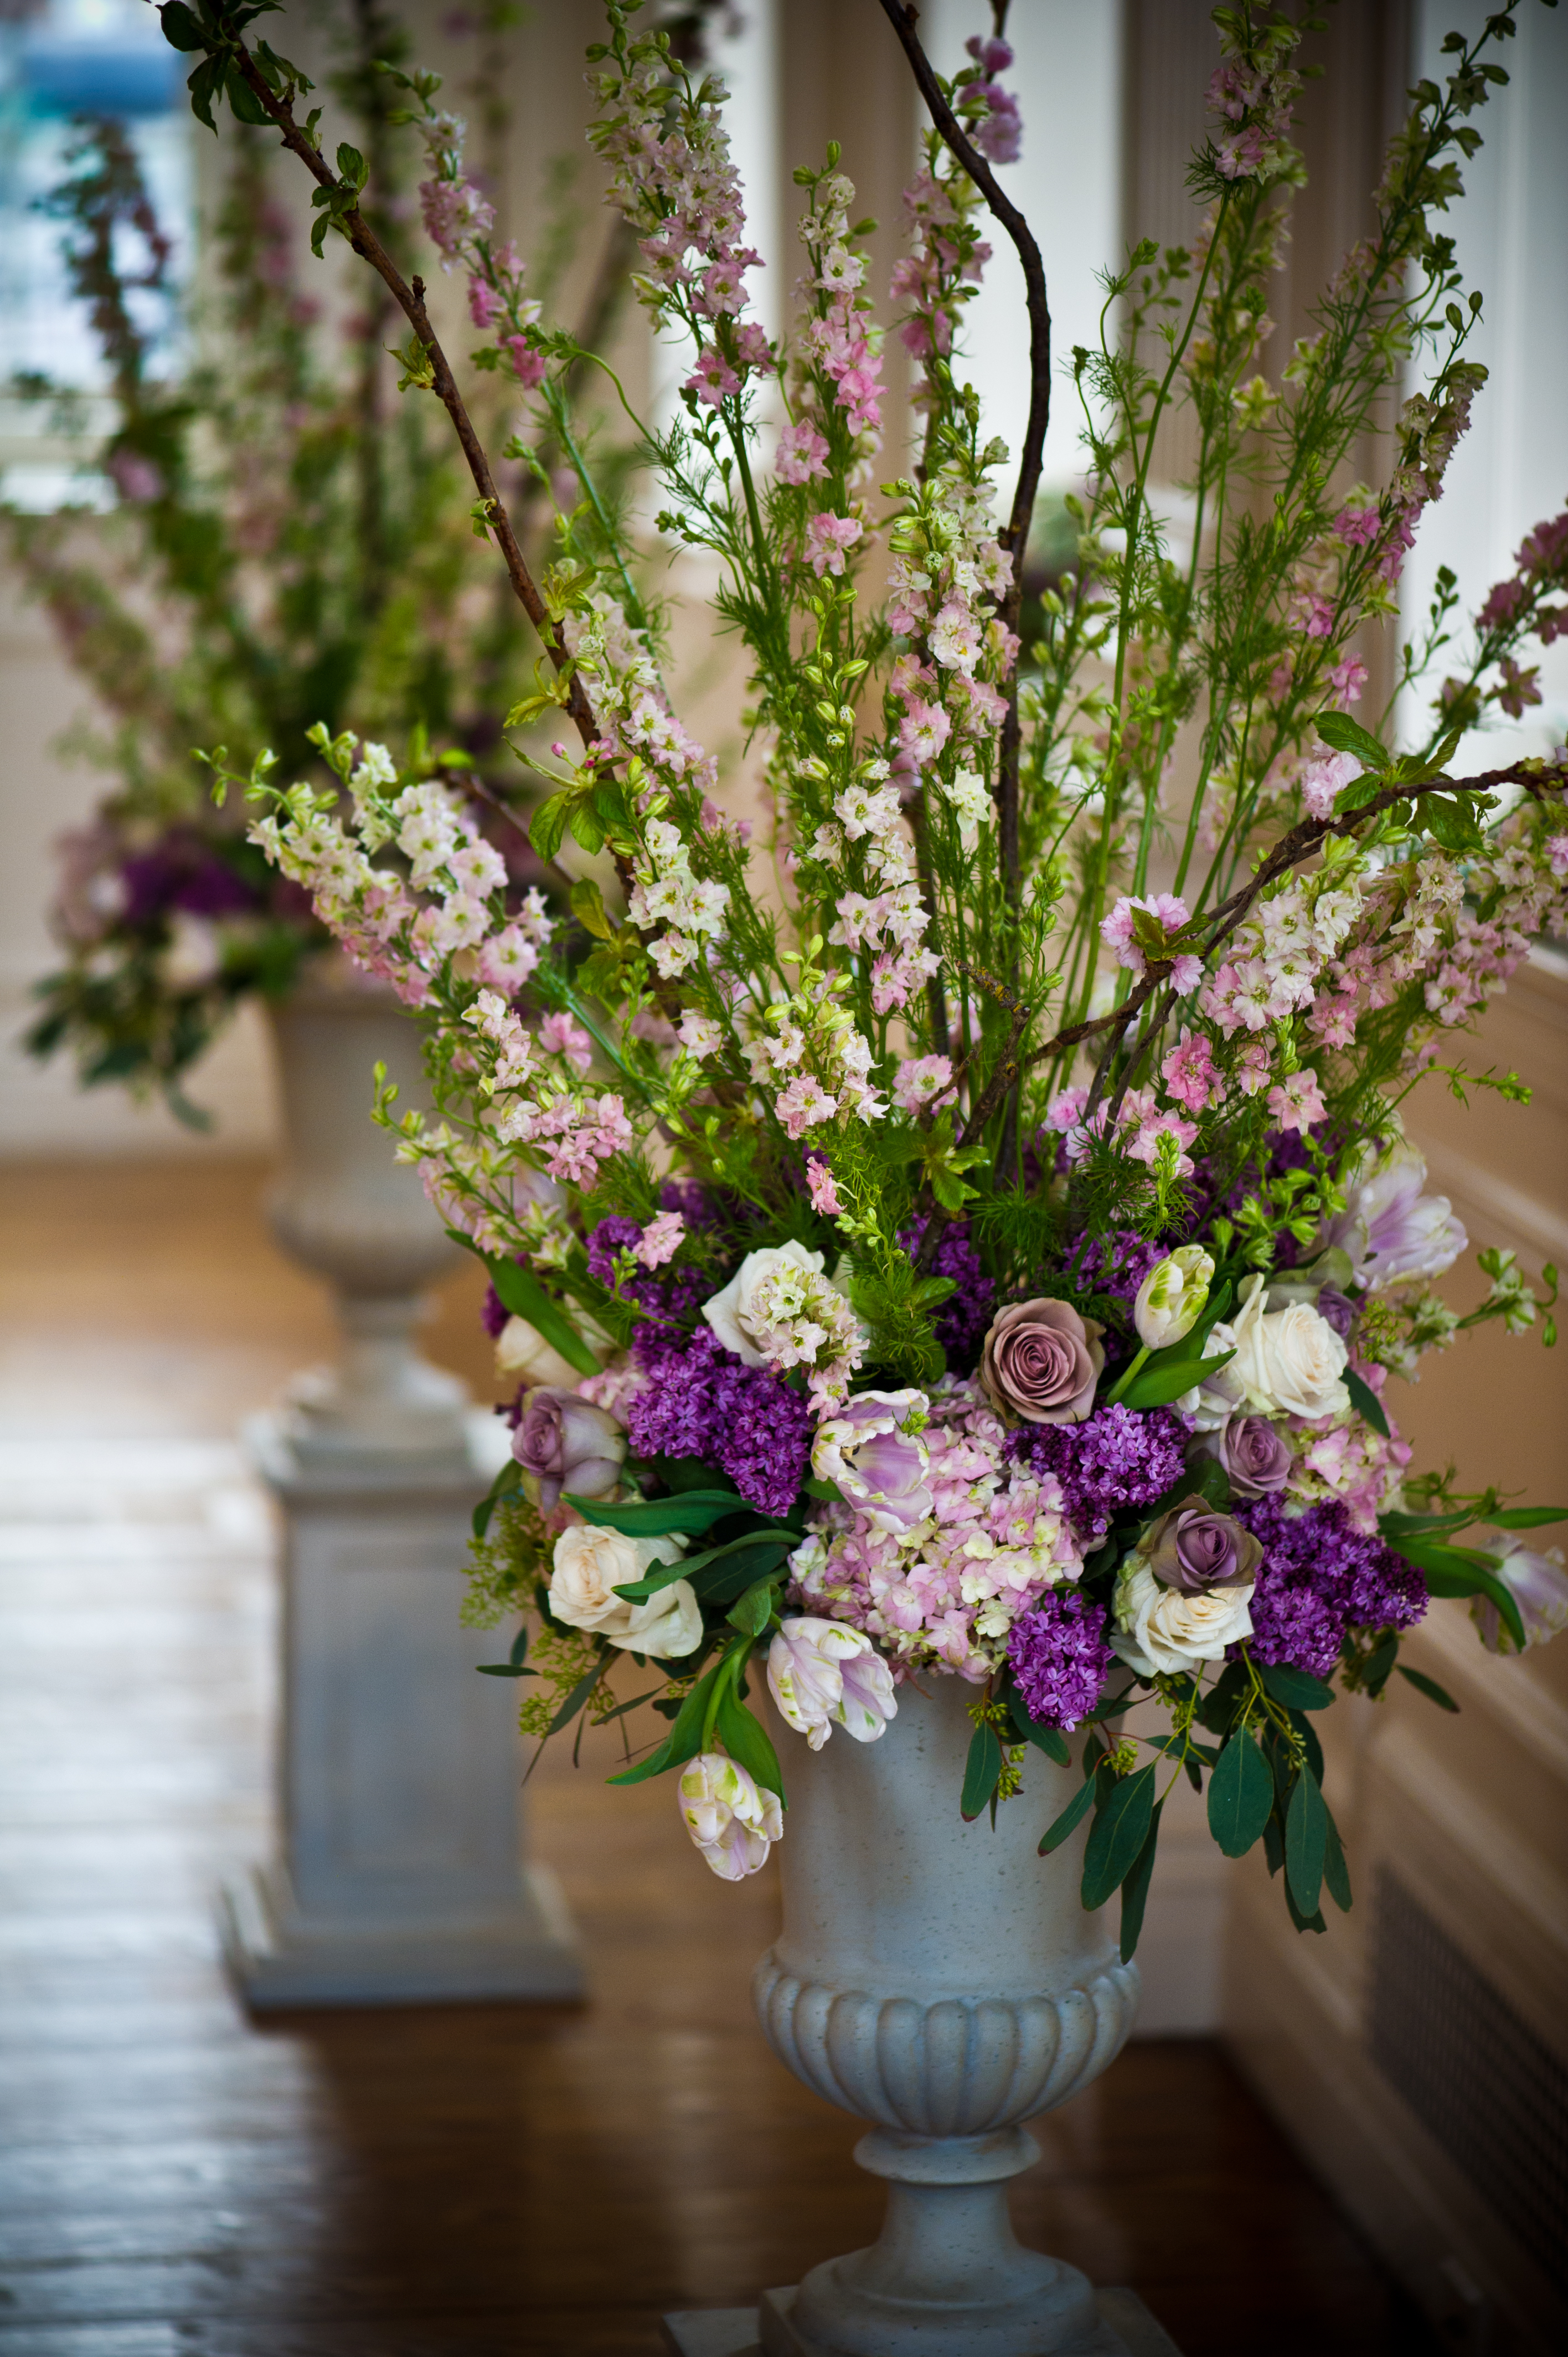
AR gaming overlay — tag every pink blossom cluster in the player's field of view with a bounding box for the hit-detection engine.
[1476,509,1568,647]
[1100,892,1203,990]
[956,35,1023,166]
[1044,1081,1202,1180]
[782,168,884,480]
[741,976,887,1139]
[808,758,940,1017]
[415,108,544,389]
[1285,1384,1412,1534]
[791,1378,1084,1681]
[892,163,991,389]
[587,32,772,408]
[1206,52,1299,183]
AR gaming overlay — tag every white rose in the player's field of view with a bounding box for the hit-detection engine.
[701,1239,828,1365]
[1111,1559,1255,1677]
[548,1524,702,1657]
[1175,1324,1248,1432]
[1222,1273,1349,1422]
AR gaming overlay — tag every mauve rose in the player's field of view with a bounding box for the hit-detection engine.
[1216,1415,1292,1499]
[979,1297,1105,1425]
[1146,1495,1262,1593]
[512,1386,626,1512]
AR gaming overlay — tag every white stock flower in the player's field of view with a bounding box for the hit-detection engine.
[767,1616,898,1749]
[677,1751,783,1879]
[1133,1246,1214,1351]
[1111,1558,1254,1677]
[548,1524,702,1658]
[1215,1274,1349,1422]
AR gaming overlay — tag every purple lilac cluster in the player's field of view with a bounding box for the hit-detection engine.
[1072,1230,1164,1309]
[626,1326,811,1519]
[1007,1590,1114,1730]
[897,1219,996,1372]
[1236,1496,1427,1679]
[1008,1404,1187,1543]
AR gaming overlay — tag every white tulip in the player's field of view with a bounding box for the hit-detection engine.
[1133,1246,1214,1350]
[677,1751,783,1879]
[548,1524,702,1658]
[767,1616,898,1749]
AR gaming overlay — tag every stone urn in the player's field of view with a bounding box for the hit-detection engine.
[264,965,468,1473]
[749,1674,1142,2356]
[218,965,583,2008]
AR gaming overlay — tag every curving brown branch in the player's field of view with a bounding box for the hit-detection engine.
[873,0,1050,909]
[224,42,598,752]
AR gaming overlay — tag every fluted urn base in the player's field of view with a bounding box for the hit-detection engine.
[741,1674,1148,2357]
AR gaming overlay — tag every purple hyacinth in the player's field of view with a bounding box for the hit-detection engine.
[1236,1495,1426,1680]
[625,1325,811,1519]
[1008,1403,1187,1543]
[898,1218,996,1372]
[1008,1589,1113,1730]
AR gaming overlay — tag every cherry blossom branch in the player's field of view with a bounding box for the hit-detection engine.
[1028,759,1567,1083]
[221,40,597,750]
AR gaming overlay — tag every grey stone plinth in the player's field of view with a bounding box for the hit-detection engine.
[662,2286,1182,2355]
[220,1413,583,2009]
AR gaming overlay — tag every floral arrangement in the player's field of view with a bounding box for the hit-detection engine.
[169,0,1566,1949]
[13,3,619,1120]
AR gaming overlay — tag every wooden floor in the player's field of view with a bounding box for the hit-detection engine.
[0,1159,1441,2357]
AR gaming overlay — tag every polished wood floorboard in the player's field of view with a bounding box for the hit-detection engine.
[0,1160,1440,2356]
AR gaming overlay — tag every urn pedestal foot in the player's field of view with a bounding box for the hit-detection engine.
[220,1413,584,2010]
[771,2126,1120,2357]
[662,2287,1180,2357]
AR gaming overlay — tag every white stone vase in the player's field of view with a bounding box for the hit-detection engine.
[753,1674,1140,2357]
[264,969,468,1471]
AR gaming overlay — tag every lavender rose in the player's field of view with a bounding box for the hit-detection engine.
[512,1386,626,1512]
[979,1298,1105,1426]
[1214,1414,1292,1499]
[1312,1286,1357,1341]
[1146,1494,1263,1593]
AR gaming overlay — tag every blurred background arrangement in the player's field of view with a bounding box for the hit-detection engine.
[0,3,1564,2354]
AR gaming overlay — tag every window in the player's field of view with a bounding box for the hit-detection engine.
[0,0,190,509]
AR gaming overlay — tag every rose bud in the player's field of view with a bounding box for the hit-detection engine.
[979,1298,1105,1426]
[1133,1246,1215,1351]
[1146,1495,1262,1594]
[512,1387,626,1513]
[767,1617,899,1750]
[1214,1414,1292,1499]
[677,1752,783,1880]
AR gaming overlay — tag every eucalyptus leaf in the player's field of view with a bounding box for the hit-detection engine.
[1081,1765,1156,1911]
[1285,1765,1328,1918]
[1038,1773,1097,1857]
[1345,1368,1390,1439]
[961,1722,1004,1821]
[1206,1730,1273,1857]
[1119,1800,1163,1963]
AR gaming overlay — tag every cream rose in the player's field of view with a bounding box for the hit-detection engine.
[1212,1273,1349,1423]
[495,1312,610,1390]
[1111,1558,1255,1677]
[548,1524,702,1658]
